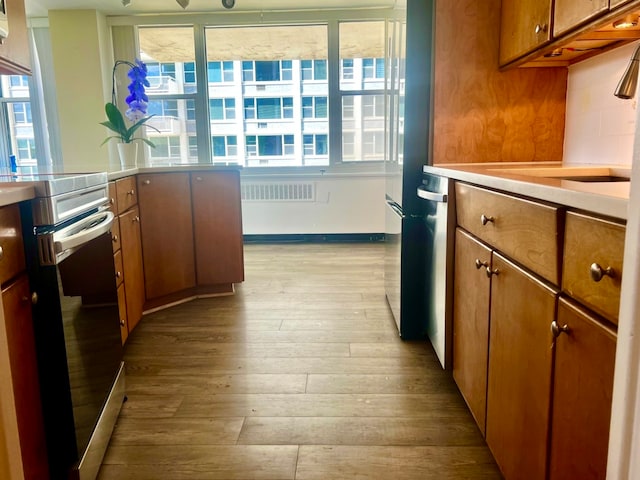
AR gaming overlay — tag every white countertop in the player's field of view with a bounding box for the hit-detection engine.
[425,162,630,220]
[0,185,35,207]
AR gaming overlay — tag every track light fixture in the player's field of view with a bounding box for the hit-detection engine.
[176,0,189,8]
[121,0,131,6]
[222,0,235,8]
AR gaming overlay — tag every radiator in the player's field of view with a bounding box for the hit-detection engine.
[241,182,316,202]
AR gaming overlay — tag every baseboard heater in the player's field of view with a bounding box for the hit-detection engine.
[241,182,315,202]
[243,233,385,243]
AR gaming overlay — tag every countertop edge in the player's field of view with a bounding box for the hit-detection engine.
[107,164,243,181]
[0,185,35,207]
[425,164,629,221]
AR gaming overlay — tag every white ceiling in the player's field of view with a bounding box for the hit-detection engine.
[25,0,404,18]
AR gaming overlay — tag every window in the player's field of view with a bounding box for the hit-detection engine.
[136,20,389,167]
[363,58,385,79]
[246,134,294,156]
[209,98,236,120]
[208,61,234,83]
[301,60,327,81]
[150,136,181,159]
[303,134,328,155]
[302,96,328,119]
[212,135,238,157]
[244,97,294,120]
[0,75,39,167]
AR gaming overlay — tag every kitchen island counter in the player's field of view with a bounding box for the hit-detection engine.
[425,162,630,220]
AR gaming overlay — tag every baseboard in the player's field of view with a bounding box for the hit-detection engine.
[243,233,385,243]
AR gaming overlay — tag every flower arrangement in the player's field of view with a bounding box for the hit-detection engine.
[101,59,158,147]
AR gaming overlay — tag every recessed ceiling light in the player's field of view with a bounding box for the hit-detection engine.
[613,14,639,29]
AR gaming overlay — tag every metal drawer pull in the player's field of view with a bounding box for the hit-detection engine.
[590,263,614,282]
[133,216,140,223]
[0,245,3,260]
[116,271,122,279]
[535,23,548,34]
[143,180,151,185]
[127,189,135,196]
[481,214,495,226]
[112,235,118,242]
[120,319,126,327]
[475,259,489,270]
[551,320,569,338]
[485,267,499,278]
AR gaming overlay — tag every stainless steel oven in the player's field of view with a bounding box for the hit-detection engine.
[14,171,125,480]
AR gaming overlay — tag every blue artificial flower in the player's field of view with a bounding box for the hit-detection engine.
[125,59,151,122]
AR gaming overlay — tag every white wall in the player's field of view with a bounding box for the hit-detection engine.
[241,173,385,235]
[564,41,639,166]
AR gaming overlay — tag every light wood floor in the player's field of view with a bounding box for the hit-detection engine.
[98,243,501,479]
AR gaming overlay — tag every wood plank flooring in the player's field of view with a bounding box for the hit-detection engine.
[98,243,501,479]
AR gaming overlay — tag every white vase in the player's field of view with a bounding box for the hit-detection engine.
[117,142,138,169]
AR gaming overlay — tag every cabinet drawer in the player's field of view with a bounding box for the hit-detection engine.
[562,212,624,324]
[108,181,117,213]
[455,182,561,284]
[114,250,124,287]
[0,204,26,286]
[111,216,121,253]
[115,176,137,213]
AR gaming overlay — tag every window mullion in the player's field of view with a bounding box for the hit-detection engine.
[193,23,211,164]
[327,19,341,165]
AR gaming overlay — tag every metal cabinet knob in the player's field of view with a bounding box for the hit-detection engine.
[485,267,499,278]
[128,189,135,196]
[535,23,548,34]
[120,319,126,327]
[110,197,115,205]
[112,235,118,242]
[475,259,489,270]
[133,216,140,223]
[0,245,3,260]
[143,180,151,185]
[31,292,38,305]
[195,176,203,181]
[590,263,614,282]
[551,320,569,338]
[481,214,495,226]
[116,271,122,279]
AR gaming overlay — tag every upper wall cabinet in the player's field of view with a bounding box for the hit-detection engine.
[499,0,553,66]
[501,0,640,68]
[0,0,31,75]
[554,0,609,37]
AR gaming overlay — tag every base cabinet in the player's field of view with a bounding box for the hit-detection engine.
[485,252,557,480]
[138,170,244,308]
[549,297,616,480]
[452,228,491,435]
[119,206,144,332]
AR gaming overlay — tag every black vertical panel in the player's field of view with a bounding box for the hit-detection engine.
[402,0,434,215]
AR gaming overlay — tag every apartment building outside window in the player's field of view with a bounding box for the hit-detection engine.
[0,75,37,167]
[134,17,396,168]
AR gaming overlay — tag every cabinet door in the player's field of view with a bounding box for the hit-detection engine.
[2,274,49,479]
[499,0,552,66]
[549,297,616,480]
[554,0,609,37]
[485,252,557,480]
[452,228,491,435]
[191,171,244,286]
[0,0,31,75]
[138,173,196,300]
[119,206,144,332]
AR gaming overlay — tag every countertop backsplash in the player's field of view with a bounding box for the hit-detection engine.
[564,41,638,167]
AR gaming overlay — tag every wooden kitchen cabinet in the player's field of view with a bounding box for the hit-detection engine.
[111,177,145,340]
[553,0,609,36]
[485,252,558,480]
[119,205,144,332]
[452,228,491,435]
[0,0,31,75]
[562,211,624,324]
[499,0,552,66]
[548,297,616,480]
[455,182,561,284]
[191,171,244,288]
[138,172,196,301]
[0,203,48,479]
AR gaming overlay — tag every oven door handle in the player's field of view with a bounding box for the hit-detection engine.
[53,210,115,254]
